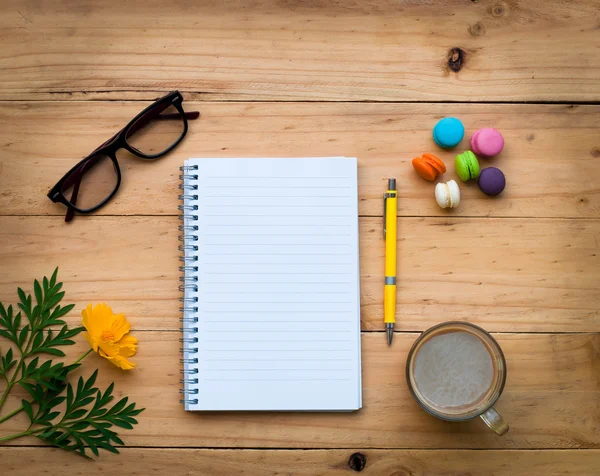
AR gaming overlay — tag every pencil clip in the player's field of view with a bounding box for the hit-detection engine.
[383,193,387,238]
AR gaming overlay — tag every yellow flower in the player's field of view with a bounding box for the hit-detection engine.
[81,303,138,370]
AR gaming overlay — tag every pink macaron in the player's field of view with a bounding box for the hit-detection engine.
[470,128,504,158]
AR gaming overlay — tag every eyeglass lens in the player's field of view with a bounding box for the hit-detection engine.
[60,153,119,210]
[126,103,185,156]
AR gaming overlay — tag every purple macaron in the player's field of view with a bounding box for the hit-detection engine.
[478,167,506,196]
[471,128,504,158]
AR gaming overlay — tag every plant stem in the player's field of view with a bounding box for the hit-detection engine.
[74,348,93,365]
[0,349,93,425]
[0,428,42,442]
[0,363,21,411]
[0,316,39,413]
[0,405,25,424]
[0,390,8,411]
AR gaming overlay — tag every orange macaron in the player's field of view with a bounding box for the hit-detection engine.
[412,153,446,181]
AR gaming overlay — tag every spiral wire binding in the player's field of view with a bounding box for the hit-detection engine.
[178,165,200,405]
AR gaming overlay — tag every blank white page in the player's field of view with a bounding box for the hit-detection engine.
[183,157,361,411]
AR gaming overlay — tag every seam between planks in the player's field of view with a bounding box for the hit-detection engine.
[1,98,600,105]
[2,446,600,451]
[1,95,600,105]
[3,214,600,220]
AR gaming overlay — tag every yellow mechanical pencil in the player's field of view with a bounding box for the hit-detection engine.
[383,178,397,346]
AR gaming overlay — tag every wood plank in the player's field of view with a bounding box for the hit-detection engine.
[1,216,597,333]
[1,332,598,448]
[2,448,600,476]
[1,0,599,102]
[1,102,599,218]
[1,215,598,332]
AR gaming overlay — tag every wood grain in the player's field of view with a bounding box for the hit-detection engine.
[1,332,598,448]
[1,0,599,102]
[1,102,599,218]
[0,0,598,471]
[0,216,597,333]
[2,448,600,476]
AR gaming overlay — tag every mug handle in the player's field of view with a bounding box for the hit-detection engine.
[480,407,509,435]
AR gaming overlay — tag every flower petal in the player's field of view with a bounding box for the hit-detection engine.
[83,331,99,353]
[81,303,99,338]
[82,303,114,343]
[81,303,93,329]
[105,354,136,370]
[97,339,121,358]
[117,334,138,345]
[93,303,116,329]
[109,312,131,342]
[116,334,138,358]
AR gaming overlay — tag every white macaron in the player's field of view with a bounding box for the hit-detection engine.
[435,180,460,209]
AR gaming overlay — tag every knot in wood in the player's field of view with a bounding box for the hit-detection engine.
[469,22,486,36]
[447,48,465,72]
[492,3,506,16]
[348,452,367,472]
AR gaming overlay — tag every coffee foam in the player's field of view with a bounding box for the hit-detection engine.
[411,329,495,414]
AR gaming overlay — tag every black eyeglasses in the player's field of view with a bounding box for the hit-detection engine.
[47,91,199,222]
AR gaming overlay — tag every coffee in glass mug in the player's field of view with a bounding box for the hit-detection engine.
[406,322,509,434]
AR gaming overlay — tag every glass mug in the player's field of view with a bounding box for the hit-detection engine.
[406,321,509,435]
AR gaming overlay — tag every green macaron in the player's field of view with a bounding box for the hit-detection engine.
[455,151,480,182]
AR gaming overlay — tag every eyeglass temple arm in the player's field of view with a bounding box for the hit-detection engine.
[64,164,84,222]
[125,103,199,139]
[82,107,199,157]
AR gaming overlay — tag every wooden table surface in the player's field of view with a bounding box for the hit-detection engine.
[1,0,599,474]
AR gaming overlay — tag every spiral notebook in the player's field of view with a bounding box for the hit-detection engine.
[179,157,362,411]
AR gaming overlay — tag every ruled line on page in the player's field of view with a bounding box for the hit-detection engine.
[202,233,351,236]
[204,242,350,245]
[202,253,351,256]
[204,321,351,324]
[203,290,351,294]
[205,204,352,207]
[207,358,354,361]
[203,302,351,305]
[203,271,351,275]
[203,330,351,333]
[203,185,351,189]
[204,176,351,179]
[202,377,353,382]
[204,195,351,199]
[203,339,352,346]
[202,309,348,315]
[203,368,352,371]
[204,214,353,217]
[204,224,351,227]
[204,283,351,286]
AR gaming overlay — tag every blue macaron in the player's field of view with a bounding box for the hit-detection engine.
[433,117,465,149]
